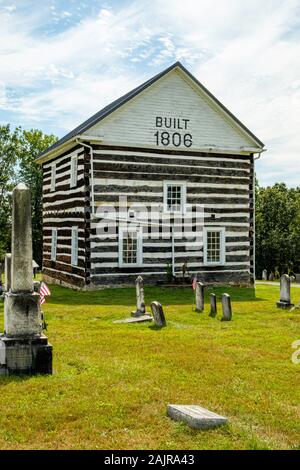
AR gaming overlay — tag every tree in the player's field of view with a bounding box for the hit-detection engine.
[0,125,21,259]
[17,129,57,266]
[255,182,300,278]
[0,125,57,265]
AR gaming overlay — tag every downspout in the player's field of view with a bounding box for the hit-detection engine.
[171,223,175,278]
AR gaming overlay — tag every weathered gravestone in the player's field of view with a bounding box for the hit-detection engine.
[209,293,217,318]
[4,253,11,292]
[151,301,166,327]
[0,183,52,376]
[221,293,232,321]
[195,282,204,312]
[167,405,228,430]
[276,274,294,309]
[262,269,268,281]
[132,276,146,317]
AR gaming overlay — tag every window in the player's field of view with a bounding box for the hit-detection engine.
[119,226,143,267]
[50,163,56,192]
[163,181,186,213]
[71,226,78,266]
[51,228,57,261]
[203,227,225,265]
[70,154,78,188]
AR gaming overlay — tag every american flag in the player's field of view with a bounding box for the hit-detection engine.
[192,275,197,290]
[39,282,51,305]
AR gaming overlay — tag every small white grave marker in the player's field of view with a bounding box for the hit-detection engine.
[167,405,228,430]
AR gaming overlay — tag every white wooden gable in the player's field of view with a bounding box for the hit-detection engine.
[84,67,262,153]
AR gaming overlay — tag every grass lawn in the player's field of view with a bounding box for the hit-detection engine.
[0,283,299,450]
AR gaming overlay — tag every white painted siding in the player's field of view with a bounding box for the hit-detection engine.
[85,69,257,151]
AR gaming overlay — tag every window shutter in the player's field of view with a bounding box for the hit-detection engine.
[71,226,78,266]
[51,228,57,261]
[70,155,78,188]
[51,163,56,192]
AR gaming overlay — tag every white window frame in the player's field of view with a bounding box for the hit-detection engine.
[50,163,56,192]
[203,227,225,266]
[70,154,78,188]
[163,181,186,214]
[51,228,57,261]
[119,225,143,268]
[71,226,78,266]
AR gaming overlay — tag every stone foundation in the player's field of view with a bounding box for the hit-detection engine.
[43,272,252,291]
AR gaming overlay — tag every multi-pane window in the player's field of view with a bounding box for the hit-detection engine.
[207,231,221,262]
[164,181,186,213]
[204,227,225,265]
[119,227,142,267]
[51,228,57,261]
[167,185,182,211]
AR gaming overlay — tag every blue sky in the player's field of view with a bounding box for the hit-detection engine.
[1,0,300,187]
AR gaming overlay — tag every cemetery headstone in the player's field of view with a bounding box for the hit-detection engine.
[276,274,294,309]
[0,183,52,376]
[167,405,228,430]
[209,293,217,317]
[195,282,204,312]
[132,276,146,317]
[221,293,232,321]
[262,269,268,281]
[151,301,166,327]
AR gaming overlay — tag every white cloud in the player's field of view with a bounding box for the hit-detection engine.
[2,3,16,13]
[0,0,299,186]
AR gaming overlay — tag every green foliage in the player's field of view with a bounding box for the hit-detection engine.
[255,182,300,277]
[0,125,57,264]
[17,129,57,265]
[0,125,20,259]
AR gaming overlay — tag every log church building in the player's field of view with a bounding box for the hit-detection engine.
[36,62,265,290]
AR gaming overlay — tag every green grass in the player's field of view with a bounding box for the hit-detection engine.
[0,283,299,450]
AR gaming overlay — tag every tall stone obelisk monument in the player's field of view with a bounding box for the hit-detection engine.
[0,183,52,375]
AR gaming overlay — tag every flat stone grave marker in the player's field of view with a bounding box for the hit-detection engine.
[167,404,228,430]
[114,315,152,324]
